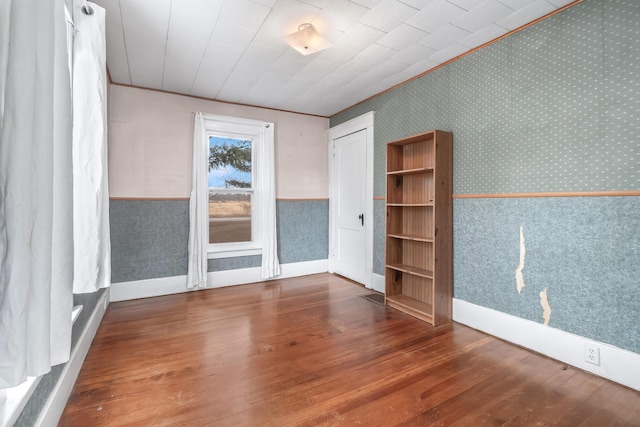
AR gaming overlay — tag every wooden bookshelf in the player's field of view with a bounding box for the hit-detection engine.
[385,130,453,326]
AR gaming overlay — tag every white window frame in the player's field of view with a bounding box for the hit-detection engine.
[201,114,270,260]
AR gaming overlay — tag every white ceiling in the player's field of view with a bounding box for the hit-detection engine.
[93,0,577,117]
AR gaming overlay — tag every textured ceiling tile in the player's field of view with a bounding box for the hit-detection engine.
[368,59,410,77]
[315,73,352,91]
[104,24,130,84]
[218,44,282,102]
[288,59,336,84]
[162,41,203,93]
[349,0,384,8]
[214,44,284,99]
[358,43,398,63]
[497,0,555,30]
[336,23,386,49]
[166,0,222,49]
[332,44,396,75]
[498,0,536,9]
[419,24,471,50]
[269,81,316,107]
[120,0,171,30]
[313,44,360,62]
[458,23,508,48]
[127,54,164,89]
[347,73,382,89]
[191,42,243,98]
[542,0,572,7]
[240,43,286,68]
[397,0,437,9]
[336,58,374,78]
[210,22,256,50]
[122,23,166,58]
[394,57,441,79]
[242,71,289,105]
[122,22,166,88]
[253,0,278,6]
[100,0,583,116]
[167,16,211,50]
[298,0,326,8]
[301,83,332,99]
[382,59,439,87]
[168,0,224,32]
[392,43,438,64]
[377,69,413,88]
[283,96,327,115]
[359,0,419,32]
[268,49,315,79]
[453,0,514,33]
[447,0,486,10]
[217,0,272,32]
[377,23,428,50]
[406,0,467,33]
[333,81,366,100]
[216,65,265,101]
[428,42,469,62]
[313,0,370,32]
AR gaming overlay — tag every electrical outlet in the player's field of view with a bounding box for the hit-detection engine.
[584,342,600,366]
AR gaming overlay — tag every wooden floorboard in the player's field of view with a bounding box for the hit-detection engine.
[60,273,640,426]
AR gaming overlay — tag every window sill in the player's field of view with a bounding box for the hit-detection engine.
[208,247,262,259]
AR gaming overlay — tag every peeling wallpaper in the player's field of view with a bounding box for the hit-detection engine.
[454,197,640,354]
[332,0,640,355]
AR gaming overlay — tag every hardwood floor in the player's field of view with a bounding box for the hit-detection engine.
[60,273,640,426]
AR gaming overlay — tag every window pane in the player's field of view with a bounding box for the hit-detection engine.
[208,137,252,189]
[209,192,251,244]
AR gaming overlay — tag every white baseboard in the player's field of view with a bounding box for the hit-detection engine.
[110,259,329,302]
[110,275,193,302]
[36,289,110,427]
[371,273,385,293]
[453,298,640,391]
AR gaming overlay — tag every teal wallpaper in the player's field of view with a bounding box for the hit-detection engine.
[110,199,329,282]
[454,197,640,354]
[110,200,189,283]
[331,0,640,196]
[331,0,640,355]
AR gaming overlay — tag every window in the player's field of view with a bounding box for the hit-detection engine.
[200,115,275,260]
[208,136,253,244]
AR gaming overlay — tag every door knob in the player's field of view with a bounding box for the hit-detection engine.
[358,213,364,226]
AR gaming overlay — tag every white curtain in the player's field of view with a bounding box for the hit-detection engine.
[72,1,110,294]
[0,0,74,387]
[187,113,208,289]
[258,123,280,279]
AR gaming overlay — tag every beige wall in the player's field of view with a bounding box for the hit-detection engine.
[108,85,329,199]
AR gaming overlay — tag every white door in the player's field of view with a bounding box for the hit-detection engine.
[332,129,367,284]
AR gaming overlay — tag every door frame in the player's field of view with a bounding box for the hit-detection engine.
[328,111,375,290]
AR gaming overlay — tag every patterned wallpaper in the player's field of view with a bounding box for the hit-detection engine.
[110,199,329,282]
[331,0,640,196]
[331,0,640,355]
[454,196,640,354]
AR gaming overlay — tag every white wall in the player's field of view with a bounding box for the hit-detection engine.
[108,85,329,199]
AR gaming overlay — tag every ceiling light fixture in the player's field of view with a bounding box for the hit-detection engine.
[284,23,332,56]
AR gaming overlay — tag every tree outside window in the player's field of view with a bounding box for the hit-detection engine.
[208,137,253,244]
